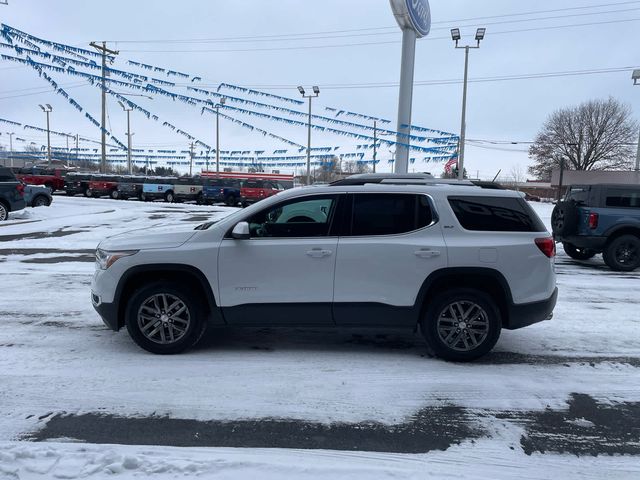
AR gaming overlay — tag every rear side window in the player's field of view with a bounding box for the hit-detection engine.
[565,186,589,204]
[349,194,434,236]
[448,196,546,232]
[605,189,640,208]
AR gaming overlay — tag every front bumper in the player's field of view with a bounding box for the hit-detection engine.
[505,287,558,330]
[92,292,120,331]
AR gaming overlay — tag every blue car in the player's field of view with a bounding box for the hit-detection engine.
[200,178,242,206]
[23,184,53,207]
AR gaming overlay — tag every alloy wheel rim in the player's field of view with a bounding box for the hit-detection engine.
[436,301,490,352]
[616,242,639,265]
[0,205,7,221]
[137,293,191,345]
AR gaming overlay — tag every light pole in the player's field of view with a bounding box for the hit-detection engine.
[39,104,52,167]
[215,97,226,175]
[118,101,134,174]
[633,69,640,172]
[298,86,320,185]
[5,132,14,168]
[451,27,485,180]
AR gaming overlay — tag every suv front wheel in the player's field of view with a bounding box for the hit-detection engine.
[603,235,640,272]
[421,289,502,362]
[125,282,207,354]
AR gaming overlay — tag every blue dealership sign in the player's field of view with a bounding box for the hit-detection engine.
[389,0,431,38]
[406,0,431,37]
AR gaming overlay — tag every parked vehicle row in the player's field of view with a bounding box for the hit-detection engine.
[64,173,284,206]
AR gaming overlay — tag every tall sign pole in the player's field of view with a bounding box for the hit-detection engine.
[389,0,431,174]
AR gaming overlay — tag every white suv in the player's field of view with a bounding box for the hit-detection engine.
[91,175,557,361]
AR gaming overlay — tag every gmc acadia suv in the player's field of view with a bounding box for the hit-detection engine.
[91,175,558,361]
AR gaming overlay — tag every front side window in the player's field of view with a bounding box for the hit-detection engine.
[247,196,337,238]
[448,196,546,232]
[350,194,434,236]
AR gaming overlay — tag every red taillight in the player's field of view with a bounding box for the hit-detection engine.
[588,212,599,230]
[535,237,556,258]
[16,183,25,197]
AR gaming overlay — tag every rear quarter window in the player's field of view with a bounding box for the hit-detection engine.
[605,189,640,208]
[448,196,546,232]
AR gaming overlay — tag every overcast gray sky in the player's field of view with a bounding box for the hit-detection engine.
[1,0,639,179]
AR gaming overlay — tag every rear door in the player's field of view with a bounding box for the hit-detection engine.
[333,193,447,327]
[218,193,341,326]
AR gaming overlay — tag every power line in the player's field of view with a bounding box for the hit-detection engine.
[120,17,640,53]
[105,0,640,44]
[0,83,89,100]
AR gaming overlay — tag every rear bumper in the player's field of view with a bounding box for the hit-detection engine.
[505,288,558,330]
[556,235,607,251]
[10,199,26,211]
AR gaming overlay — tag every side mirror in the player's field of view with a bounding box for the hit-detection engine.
[231,221,250,240]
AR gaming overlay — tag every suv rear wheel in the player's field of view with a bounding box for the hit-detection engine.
[603,235,640,272]
[563,242,596,261]
[165,191,175,203]
[421,288,502,362]
[125,282,207,354]
[0,202,8,221]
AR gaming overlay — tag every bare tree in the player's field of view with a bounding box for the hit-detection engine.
[529,97,638,179]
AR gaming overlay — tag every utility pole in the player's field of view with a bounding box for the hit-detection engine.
[373,121,377,174]
[65,135,70,167]
[39,104,52,167]
[75,134,79,166]
[297,86,320,185]
[189,142,195,177]
[633,70,640,171]
[557,158,565,201]
[215,97,226,175]
[90,41,119,174]
[451,28,486,180]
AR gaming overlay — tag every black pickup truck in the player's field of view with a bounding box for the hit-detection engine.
[0,166,26,221]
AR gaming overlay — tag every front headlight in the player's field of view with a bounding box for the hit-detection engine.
[96,248,138,270]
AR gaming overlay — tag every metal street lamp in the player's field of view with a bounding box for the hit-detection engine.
[38,104,52,167]
[298,86,320,185]
[633,70,640,171]
[118,101,134,174]
[451,27,485,180]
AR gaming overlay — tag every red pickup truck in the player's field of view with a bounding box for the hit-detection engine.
[14,167,66,193]
[241,179,280,205]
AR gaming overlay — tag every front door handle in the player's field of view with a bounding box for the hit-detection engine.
[306,248,333,258]
[414,249,441,259]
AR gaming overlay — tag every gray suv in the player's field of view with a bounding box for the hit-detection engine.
[0,167,26,221]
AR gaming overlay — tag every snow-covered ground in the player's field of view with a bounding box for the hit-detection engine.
[0,197,639,479]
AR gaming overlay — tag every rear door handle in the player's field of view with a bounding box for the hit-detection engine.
[306,248,333,258]
[414,249,441,259]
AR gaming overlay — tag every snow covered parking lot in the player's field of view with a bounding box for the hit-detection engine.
[0,197,639,479]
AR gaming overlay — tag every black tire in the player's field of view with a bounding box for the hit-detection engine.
[110,189,120,200]
[225,195,237,207]
[32,195,50,207]
[164,191,175,203]
[84,188,92,198]
[0,202,8,221]
[196,193,204,205]
[420,288,502,362]
[125,281,207,354]
[551,201,579,236]
[140,193,148,202]
[563,242,596,261]
[603,235,640,272]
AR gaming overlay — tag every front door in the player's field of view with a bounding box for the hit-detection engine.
[218,194,341,326]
